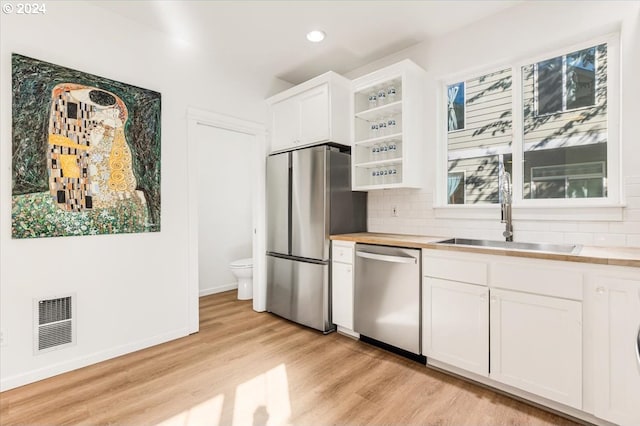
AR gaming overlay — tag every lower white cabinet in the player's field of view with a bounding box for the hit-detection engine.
[421,249,640,423]
[489,288,582,409]
[423,277,488,375]
[332,261,354,330]
[331,241,355,331]
[590,276,640,425]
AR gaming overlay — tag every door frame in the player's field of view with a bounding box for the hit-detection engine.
[186,107,267,333]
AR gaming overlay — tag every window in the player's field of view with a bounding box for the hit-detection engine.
[447,82,465,131]
[447,171,465,204]
[530,160,605,199]
[535,47,596,115]
[441,36,617,208]
[446,68,513,204]
[523,43,607,200]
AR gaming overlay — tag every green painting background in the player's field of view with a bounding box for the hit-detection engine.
[11,54,161,238]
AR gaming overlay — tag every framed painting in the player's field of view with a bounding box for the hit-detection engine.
[11,54,161,238]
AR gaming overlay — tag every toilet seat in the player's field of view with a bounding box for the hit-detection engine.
[230,258,253,268]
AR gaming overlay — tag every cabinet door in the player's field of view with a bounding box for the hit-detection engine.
[591,277,640,425]
[271,97,299,152]
[331,261,353,330]
[423,277,488,375]
[298,84,329,144]
[490,289,582,409]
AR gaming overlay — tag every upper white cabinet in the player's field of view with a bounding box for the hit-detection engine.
[587,275,640,425]
[351,60,428,190]
[267,72,351,153]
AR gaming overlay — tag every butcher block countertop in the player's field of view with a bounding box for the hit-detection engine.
[330,232,640,268]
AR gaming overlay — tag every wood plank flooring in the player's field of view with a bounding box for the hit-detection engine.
[0,291,580,425]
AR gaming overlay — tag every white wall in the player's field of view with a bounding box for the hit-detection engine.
[0,1,289,390]
[347,1,640,247]
[196,124,254,296]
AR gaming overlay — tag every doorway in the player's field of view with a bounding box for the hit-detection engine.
[187,108,267,333]
[195,124,254,296]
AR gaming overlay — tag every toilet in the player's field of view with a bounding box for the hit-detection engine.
[229,257,253,300]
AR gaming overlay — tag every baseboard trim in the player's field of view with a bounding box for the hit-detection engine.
[199,282,237,297]
[0,327,189,392]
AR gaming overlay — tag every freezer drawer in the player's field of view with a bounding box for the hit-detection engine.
[354,244,421,354]
[266,254,331,332]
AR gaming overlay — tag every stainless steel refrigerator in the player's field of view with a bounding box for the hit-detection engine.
[266,144,367,332]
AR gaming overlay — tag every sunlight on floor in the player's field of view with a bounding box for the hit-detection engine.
[233,363,292,426]
[157,394,225,426]
[156,364,292,426]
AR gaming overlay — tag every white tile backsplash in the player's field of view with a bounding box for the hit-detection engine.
[563,233,596,245]
[593,233,628,247]
[367,178,640,247]
[627,235,640,248]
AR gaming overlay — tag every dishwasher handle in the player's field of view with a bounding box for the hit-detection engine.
[356,250,417,264]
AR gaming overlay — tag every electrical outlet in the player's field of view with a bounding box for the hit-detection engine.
[391,206,399,217]
[0,331,6,347]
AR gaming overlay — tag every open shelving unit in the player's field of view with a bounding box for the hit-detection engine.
[351,60,428,190]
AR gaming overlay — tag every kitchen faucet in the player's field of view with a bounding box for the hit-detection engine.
[500,171,513,242]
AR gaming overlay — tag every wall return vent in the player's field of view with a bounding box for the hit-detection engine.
[34,294,76,354]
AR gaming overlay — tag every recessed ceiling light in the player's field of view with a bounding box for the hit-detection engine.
[306,30,326,43]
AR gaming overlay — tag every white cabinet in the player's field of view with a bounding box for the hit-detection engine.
[331,241,356,333]
[489,288,582,409]
[332,262,353,330]
[423,277,489,376]
[422,249,584,411]
[352,59,428,190]
[298,84,329,144]
[270,96,299,151]
[588,276,640,425]
[267,72,350,153]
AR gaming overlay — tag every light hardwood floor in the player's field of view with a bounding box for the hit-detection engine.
[0,291,580,425]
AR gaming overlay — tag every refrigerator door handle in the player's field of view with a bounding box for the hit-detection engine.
[355,251,417,264]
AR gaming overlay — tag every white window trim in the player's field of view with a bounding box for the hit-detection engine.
[435,32,623,221]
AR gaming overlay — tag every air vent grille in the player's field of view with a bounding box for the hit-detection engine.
[34,295,75,354]
[39,321,73,350]
[38,297,72,325]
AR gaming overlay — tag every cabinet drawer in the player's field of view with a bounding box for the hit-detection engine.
[491,262,583,300]
[333,243,354,264]
[423,253,487,285]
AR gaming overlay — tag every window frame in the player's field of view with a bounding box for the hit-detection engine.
[436,32,621,216]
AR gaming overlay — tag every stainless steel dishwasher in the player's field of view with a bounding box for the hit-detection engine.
[354,243,421,356]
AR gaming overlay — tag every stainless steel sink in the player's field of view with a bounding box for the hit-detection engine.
[435,238,581,255]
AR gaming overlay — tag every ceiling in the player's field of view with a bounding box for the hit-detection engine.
[95,0,521,85]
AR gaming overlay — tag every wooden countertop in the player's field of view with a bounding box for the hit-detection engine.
[330,232,640,268]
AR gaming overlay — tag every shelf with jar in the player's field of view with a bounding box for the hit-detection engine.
[351,60,427,190]
[354,138,402,165]
[354,162,404,189]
